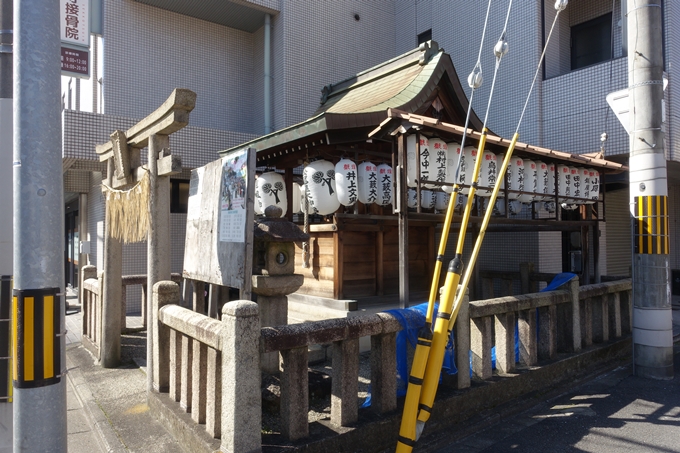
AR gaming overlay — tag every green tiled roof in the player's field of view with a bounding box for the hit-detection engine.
[221,41,480,157]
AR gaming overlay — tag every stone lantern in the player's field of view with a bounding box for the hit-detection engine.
[252,205,309,373]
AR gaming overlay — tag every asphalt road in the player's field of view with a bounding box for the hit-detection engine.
[433,344,680,453]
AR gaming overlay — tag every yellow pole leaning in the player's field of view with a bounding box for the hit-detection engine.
[396,182,461,453]
[450,133,520,332]
[416,130,489,429]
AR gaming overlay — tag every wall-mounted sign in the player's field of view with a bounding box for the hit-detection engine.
[60,0,89,48]
[60,46,89,78]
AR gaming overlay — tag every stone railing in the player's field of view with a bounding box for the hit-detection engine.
[149,276,632,453]
[80,265,182,361]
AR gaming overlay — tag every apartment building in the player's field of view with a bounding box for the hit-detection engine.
[58,0,679,307]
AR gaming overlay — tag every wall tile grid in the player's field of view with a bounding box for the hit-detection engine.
[278,0,396,128]
[425,0,544,143]
[104,0,258,134]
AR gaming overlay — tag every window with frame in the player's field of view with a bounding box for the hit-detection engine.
[571,13,612,70]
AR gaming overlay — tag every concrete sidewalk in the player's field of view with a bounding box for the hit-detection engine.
[64,291,183,453]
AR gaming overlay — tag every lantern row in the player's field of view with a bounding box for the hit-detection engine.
[253,136,600,217]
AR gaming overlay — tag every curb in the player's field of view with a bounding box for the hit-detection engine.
[66,346,128,453]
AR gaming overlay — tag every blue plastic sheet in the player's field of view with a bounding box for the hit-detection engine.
[362,273,577,407]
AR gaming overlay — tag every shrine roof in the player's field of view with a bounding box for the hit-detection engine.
[221,41,482,157]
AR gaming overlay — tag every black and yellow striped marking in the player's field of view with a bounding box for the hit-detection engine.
[12,288,61,389]
[0,276,12,401]
[634,195,669,255]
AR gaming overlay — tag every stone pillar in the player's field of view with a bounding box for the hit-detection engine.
[471,316,492,379]
[80,265,97,337]
[152,281,179,393]
[538,305,557,360]
[280,347,309,440]
[101,230,122,368]
[495,311,516,373]
[220,301,261,453]
[454,289,470,389]
[331,338,359,427]
[518,309,537,366]
[520,262,535,294]
[370,329,397,414]
[569,277,582,352]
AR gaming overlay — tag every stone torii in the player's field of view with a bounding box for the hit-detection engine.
[94,89,196,373]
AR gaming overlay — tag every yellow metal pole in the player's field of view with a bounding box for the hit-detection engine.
[450,133,519,331]
[396,183,461,453]
[416,130,488,429]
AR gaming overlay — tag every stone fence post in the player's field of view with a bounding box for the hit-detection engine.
[220,301,261,453]
[152,281,179,393]
[569,277,581,352]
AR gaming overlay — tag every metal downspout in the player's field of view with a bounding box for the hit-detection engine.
[264,13,272,134]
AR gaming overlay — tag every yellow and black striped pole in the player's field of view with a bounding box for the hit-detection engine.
[12,288,62,389]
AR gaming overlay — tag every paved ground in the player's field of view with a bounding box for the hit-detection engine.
[18,289,678,453]
[64,289,182,453]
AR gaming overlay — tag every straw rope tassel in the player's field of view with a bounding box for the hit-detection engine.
[103,170,151,243]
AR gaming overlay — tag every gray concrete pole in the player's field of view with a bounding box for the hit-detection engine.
[13,0,67,450]
[147,134,171,393]
[628,0,673,379]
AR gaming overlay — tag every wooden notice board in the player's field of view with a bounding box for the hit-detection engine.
[183,148,256,297]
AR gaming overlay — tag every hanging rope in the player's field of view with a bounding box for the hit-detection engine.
[102,170,150,243]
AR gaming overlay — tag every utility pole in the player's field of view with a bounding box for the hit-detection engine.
[0,0,13,448]
[628,0,674,379]
[13,0,68,451]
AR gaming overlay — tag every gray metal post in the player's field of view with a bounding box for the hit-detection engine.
[628,0,673,379]
[13,0,67,450]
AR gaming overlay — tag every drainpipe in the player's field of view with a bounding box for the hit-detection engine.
[264,13,272,134]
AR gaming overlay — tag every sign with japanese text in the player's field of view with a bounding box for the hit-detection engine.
[60,0,89,48]
[60,47,89,78]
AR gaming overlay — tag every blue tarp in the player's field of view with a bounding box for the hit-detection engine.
[362,272,577,407]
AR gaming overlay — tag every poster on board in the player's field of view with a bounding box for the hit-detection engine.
[183,148,255,297]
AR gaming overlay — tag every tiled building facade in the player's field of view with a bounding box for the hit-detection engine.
[61,0,680,307]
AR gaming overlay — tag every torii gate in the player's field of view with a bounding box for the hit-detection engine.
[94,89,196,374]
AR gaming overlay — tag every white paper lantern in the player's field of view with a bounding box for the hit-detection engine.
[506,155,524,200]
[478,150,497,197]
[257,171,287,217]
[335,158,358,206]
[420,190,435,209]
[557,164,571,202]
[407,189,417,208]
[494,198,521,216]
[435,191,450,211]
[546,162,556,201]
[519,159,537,203]
[254,179,264,215]
[406,135,431,187]
[429,138,448,189]
[376,163,393,206]
[358,161,378,205]
[570,167,582,202]
[458,146,478,194]
[443,142,461,194]
[292,182,301,214]
[581,168,591,203]
[588,168,600,203]
[535,161,548,201]
[304,160,340,215]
